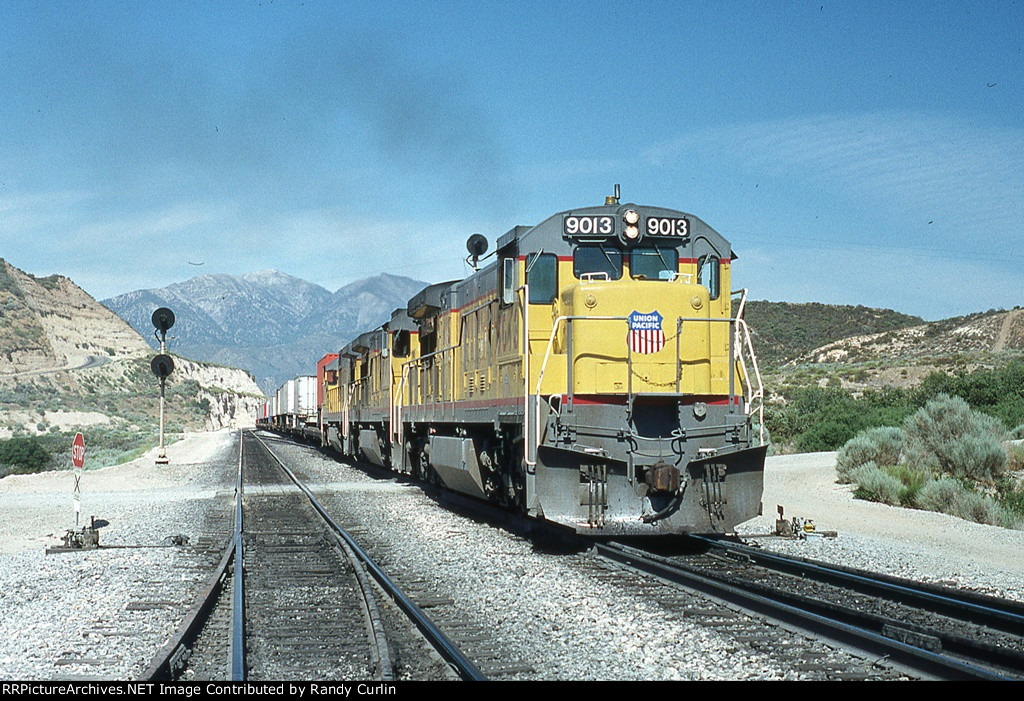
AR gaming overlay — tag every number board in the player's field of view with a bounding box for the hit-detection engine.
[563,215,614,236]
[645,217,689,238]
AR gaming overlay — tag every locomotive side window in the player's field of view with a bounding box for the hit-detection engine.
[697,255,720,300]
[630,245,677,280]
[574,245,622,280]
[526,252,557,304]
[393,330,410,358]
[501,257,515,306]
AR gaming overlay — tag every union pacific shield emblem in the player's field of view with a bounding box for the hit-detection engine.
[628,310,665,354]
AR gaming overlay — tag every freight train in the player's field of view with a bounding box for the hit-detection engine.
[259,189,767,535]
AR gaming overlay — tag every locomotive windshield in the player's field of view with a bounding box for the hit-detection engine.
[630,244,677,280]
[573,244,622,280]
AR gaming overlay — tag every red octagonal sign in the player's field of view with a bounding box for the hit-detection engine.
[72,432,85,469]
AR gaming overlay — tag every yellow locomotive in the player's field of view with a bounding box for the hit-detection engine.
[314,190,766,535]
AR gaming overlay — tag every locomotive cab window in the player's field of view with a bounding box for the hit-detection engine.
[630,245,677,280]
[697,255,720,300]
[392,330,411,358]
[501,257,515,306]
[574,244,622,280]
[526,252,557,304]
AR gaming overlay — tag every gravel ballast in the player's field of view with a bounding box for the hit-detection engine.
[0,430,237,680]
[736,451,1024,601]
[2,432,1022,680]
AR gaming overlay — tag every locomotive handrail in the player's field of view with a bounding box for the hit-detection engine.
[731,288,765,445]
[735,317,765,444]
[529,314,628,466]
[530,312,766,463]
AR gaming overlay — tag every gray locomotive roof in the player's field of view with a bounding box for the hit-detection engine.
[453,263,498,308]
[408,280,459,318]
[387,306,419,332]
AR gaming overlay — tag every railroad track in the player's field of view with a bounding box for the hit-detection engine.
[142,430,483,681]
[597,538,1024,681]
[214,430,1023,681]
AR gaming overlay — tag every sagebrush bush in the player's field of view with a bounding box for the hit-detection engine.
[903,394,1009,481]
[1008,443,1024,473]
[836,426,904,482]
[945,434,1008,481]
[850,462,903,505]
[950,490,1010,527]
[914,478,964,513]
[1012,424,1024,440]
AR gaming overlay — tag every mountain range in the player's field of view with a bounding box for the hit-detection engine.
[102,271,428,395]
[0,258,264,442]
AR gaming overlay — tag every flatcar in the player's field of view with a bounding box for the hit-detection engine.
[265,189,767,535]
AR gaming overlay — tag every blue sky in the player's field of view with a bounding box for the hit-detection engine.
[0,1,1021,319]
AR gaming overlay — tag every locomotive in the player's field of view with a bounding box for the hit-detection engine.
[262,189,767,535]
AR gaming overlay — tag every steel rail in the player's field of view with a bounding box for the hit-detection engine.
[689,534,1024,634]
[596,541,1014,681]
[231,430,246,680]
[140,431,244,682]
[251,431,487,681]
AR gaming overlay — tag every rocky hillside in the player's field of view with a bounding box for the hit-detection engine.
[0,261,149,375]
[743,300,925,368]
[795,309,1024,364]
[0,259,264,439]
[771,307,1024,393]
[103,271,428,394]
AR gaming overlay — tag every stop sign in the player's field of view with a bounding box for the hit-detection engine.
[72,432,86,469]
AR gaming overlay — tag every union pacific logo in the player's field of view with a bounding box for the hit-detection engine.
[628,310,665,354]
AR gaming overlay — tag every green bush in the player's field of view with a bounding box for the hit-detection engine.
[903,394,1009,481]
[945,435,1008,482]
[0,436,52,476]
[836,427,903,482]
[850,462,903,505]
[885,462,931,506]
[914,478,964,513]
[949,490,1011,527]
[997,479,1024,524]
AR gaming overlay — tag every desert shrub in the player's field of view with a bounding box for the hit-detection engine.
[850,462,903,505]
[950,490,1010,527]
[914,361,1024,429]
[836,427,904,482]
[944,435,1008,481]
[1006,443,1024,472]
[915,478,965,513]
[836,434,876,483]
[885,462,931,506]
[903,394,1009,481]
[997,478,1024,522]
[1012,425,1024,440]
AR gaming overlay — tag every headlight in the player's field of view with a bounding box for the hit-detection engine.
[623,209,639,225]
[623,224,640,240]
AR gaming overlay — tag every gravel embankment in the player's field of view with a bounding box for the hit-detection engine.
[736,451,1024,602]
[0,430,238,680]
